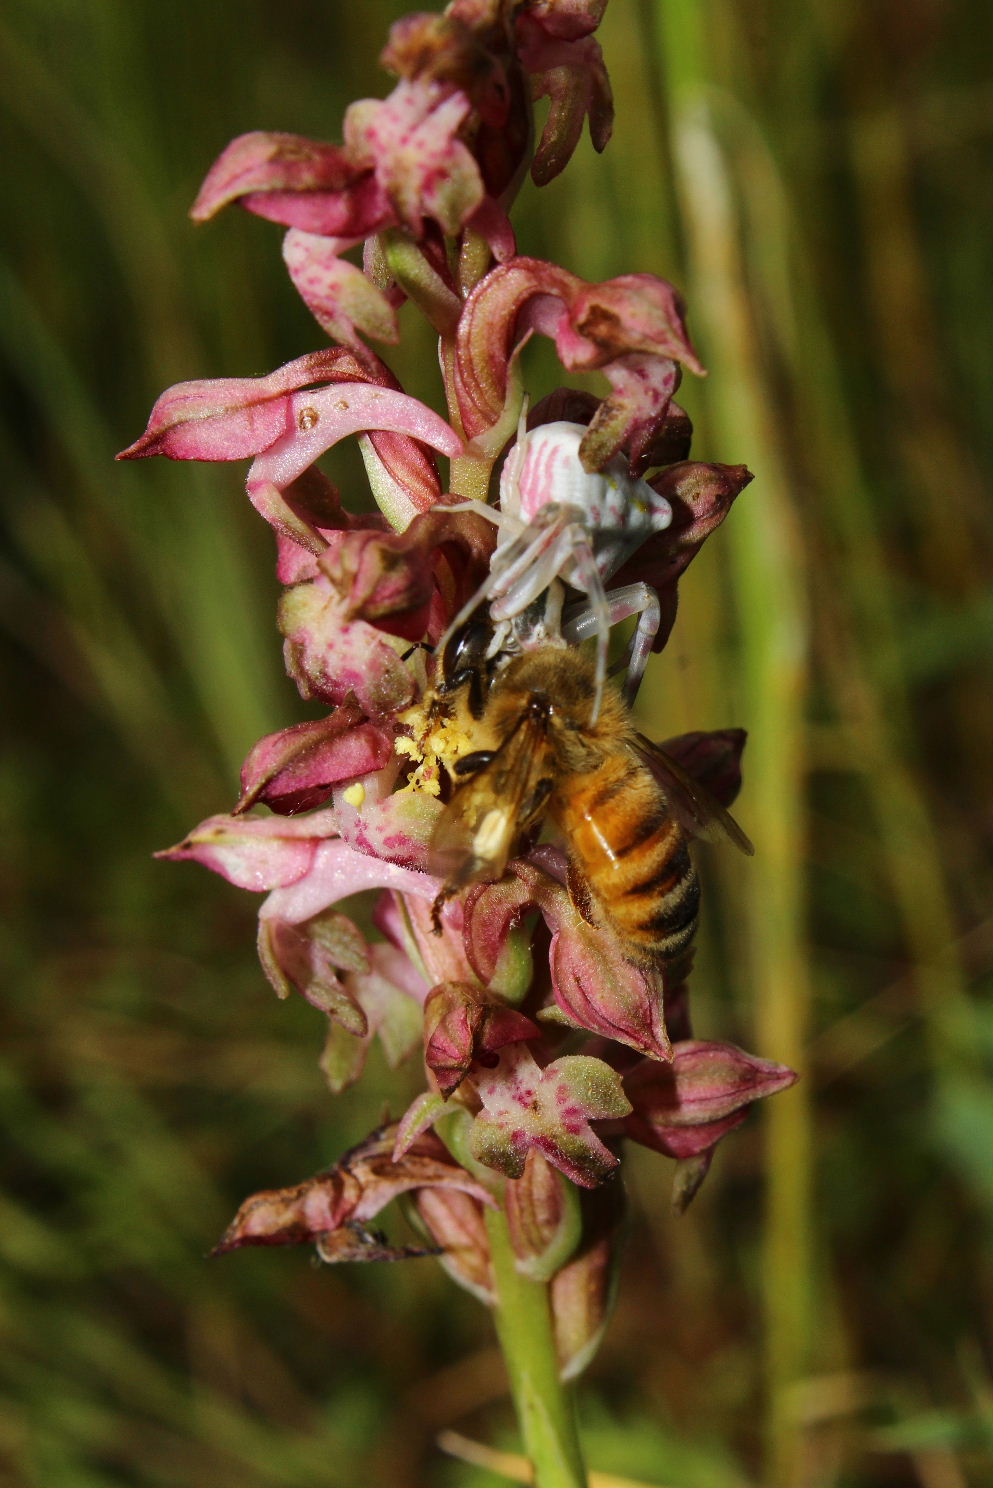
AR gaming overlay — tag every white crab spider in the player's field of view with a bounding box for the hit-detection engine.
[438,420,673,718]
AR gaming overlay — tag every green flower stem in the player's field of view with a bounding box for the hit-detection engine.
[484,1206,588,1488]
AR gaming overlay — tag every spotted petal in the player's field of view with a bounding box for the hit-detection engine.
[283,231,399,350]
[470,1044,631,1189]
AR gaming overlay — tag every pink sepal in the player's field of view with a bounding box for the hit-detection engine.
[548,915,672,1063]
[119,352,461,547]
[381,10,532,210]
[454,258,701,458]
[237,708,395,815]
[244,381,462,532]
[156,807,339,891]
[522,2,608,41]
[345,81,484,238]
[191,129,390,239]
[117,350,363,462]
[260,838,438,928]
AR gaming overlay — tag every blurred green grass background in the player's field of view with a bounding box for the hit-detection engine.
[1,1,989,1485]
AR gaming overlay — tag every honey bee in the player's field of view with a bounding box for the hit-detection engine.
[428,642,753,969]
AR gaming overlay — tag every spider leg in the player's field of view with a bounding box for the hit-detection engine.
[487,511,571,612]
[489,522,578,624]
[614,583,661,705]
[431,498,504,527]
[561,581,661,707]
[433,513,568,666]
[563,532,611,722]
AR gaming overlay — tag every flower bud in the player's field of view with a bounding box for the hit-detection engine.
[550,1181,625,1379]
[623,1040,798,1203]
[423,981,539,1095]
[414,1188,495,1305]
[660,728,747,811]
[504,1151,582,1282]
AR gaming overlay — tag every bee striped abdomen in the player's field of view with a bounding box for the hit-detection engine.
[566,763,701,968]
[624,840,700,963]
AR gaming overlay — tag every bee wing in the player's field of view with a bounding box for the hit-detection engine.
[429,711,554,890]
[633,734,755,856]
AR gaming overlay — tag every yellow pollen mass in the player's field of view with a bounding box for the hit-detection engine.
[394,695,477,799]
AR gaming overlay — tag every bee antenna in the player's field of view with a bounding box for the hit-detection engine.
[400,640,434,663]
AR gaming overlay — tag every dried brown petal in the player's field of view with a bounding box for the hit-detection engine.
[214,1126,494,1258]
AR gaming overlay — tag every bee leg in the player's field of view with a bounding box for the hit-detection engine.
[399,639,431,663]
[430,883,457,935]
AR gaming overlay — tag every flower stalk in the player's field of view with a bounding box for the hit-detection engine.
[486,1206,589,1488]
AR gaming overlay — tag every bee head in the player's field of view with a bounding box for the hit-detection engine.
[436,618,503,718]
